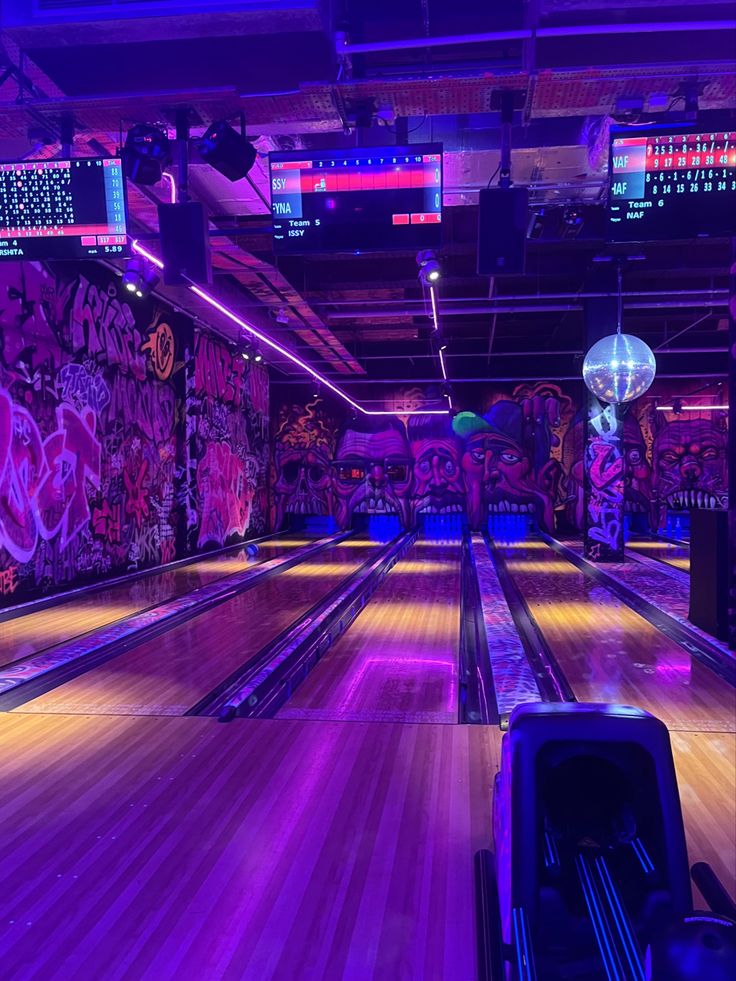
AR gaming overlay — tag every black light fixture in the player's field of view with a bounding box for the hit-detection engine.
[417,250,441,284]
[197,120,256,182]
[122,124,172,185]
[121,257,159,298]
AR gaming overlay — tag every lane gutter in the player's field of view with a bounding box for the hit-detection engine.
[0,531,352,711]
[214,530,417,721]
[484,532,576,706]
[541,532,736,689]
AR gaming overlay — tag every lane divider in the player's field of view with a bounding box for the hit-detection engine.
[217,531,417,721]
[469,533,543,721]
[543,533,736,688]
[0,532,351,710]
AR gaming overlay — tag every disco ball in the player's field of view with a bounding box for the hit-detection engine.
[582,332,656,404]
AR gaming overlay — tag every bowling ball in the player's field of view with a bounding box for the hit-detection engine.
[246,543,259,558]
[644,914,736,980]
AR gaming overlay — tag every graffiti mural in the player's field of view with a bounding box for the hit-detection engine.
[407,414,463,519]
[584,403,625,561]
[189,330,268,549]
[271,380,728,537]
[0,261,269,605]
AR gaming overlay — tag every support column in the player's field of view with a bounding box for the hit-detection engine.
[728,239,736,649]
[583,268,625,562]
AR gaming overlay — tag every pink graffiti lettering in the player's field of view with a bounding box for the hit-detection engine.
[123,459,150,529]
[92,500,122,544]
[194,332,245,407]
[0,563,19,596]
[197,442,251,548]
[0,387,101,562]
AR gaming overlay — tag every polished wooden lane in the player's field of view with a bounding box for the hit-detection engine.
[498,539,736,732]
[14,537,385,717]
[0,713,500,981]
[627,538,690,573]
[0,536,314,670]
[671,731,736,900]
[278,540,461,724]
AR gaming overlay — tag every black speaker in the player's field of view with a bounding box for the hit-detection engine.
[157,202,211,286]
[477,186,528,275]
[689,508,728,640]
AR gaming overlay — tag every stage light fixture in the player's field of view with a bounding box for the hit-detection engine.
[417,250,441,284]
[122,124,172,186]
[121,257,159,299]
[197,120,257,182]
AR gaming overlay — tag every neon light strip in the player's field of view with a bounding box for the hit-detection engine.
[131,240,447,417]
[161,172,176,203]
[429,283,440,331]
[438,344,448,380]
[656,405,728,411]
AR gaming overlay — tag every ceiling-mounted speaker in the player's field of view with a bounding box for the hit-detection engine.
[158,202,211,286]
[477,186,529,276]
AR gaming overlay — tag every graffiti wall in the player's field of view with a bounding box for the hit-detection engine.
[271,380,728,534]
[0,261,269,605]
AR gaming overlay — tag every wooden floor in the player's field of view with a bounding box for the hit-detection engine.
[0,713,500,981]
[671,731,736,899]
[14,537,384,717]
[627,538,690,573]
[278,541,462,724]
[499,539,736,732]
[0,536,312,670]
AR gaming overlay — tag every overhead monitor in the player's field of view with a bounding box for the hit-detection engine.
[0,157,129,261]
[269,143,443,254]
[608,123,736,241]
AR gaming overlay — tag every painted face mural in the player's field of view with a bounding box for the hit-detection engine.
[652,416,728,515]
[623,411,652,514]
[407,415,463,518]
[453,397,563,532]
[272,398,336,528]
[332,419,412,528]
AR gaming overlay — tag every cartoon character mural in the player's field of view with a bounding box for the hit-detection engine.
[407,414,463,519]
[272,397,336,528]
[452,393,564,532]
[270,381,728,536]
[332,416,413,528]
[0,261,270,605]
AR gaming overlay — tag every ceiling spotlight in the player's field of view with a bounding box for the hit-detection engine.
[197,120,257,182]
[121,256,159,299]
[122,124,172,185]
[417,250,441,285]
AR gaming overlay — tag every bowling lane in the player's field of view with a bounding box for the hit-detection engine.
[627,537,690,573]
[14,535,385,717]
[0,535,315,670]
[495,536,736,732]
[277,538,461,724]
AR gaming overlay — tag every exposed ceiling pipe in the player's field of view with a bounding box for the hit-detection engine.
[328,300,724,320]
[315,289,729,309]
[346,347,728,361]
[338,19,735,55]
[276,372,727,386]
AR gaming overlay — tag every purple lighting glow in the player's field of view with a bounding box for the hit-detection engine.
[131,240,448,418]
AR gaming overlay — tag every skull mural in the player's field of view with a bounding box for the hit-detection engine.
[272,398,337,529]
[453,396,563,532]
[652,414,728,521]
[407,414,463,519]
[332,416,412,529]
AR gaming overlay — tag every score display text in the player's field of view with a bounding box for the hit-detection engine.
[0,157,129,261]
[269,144,443,254]
[609,127,736,241]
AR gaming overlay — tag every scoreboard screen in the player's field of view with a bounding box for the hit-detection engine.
[269,144,443,254]
[0,157,129,261]
[608,125,736,241]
